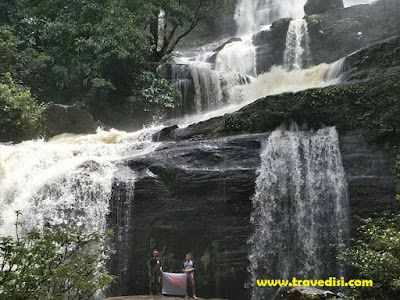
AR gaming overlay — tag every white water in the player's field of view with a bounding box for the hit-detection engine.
[215,37,257,76]
[249,126,349,300]
[0,127,162,236]
[235,0,307,36]
[172,59,345,127]
[283,19,311,71]
[343,0,378,7]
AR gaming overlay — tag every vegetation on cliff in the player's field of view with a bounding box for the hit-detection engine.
[218,76,400,147]
[339,212,400,300]
[0,214,114,299]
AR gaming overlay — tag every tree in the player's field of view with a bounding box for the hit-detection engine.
[0,0,16,26]
[8,0,181,125]
[0,73,47,142]
[0,214,114,299]
[136,0,235,62]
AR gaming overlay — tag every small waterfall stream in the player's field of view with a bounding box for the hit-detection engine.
[283,19,311,71]
[249,126,349,299]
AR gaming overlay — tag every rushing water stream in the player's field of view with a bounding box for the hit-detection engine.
[249,126,349,299]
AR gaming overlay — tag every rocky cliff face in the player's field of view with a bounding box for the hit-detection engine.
[254,0,400,73]
[107,128,398,299]
[108,134,264,299]
[306,0,400,65]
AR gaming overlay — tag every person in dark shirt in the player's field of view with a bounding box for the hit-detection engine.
[182,253,197,300]
[148,250,163,296]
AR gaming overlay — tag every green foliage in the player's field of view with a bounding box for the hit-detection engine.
[217,77,400,147]
[338,212,400,300]
[198,241,219,288]
[0,73,47,142]
[0,0,235,131]
[0,215,114,299]
[0,0,16,26]
[271,17,292,34]
[134,72,182,113]
[349,36,400,70]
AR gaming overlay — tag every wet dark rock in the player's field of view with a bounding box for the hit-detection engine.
[271,286,338,300]
[155,117,223,142]
[44,104,104,138]
[304,0,344,16]
[339,130,399,231]
[108,133,266,299]
[253,18,292,74]
[306,0,400,65]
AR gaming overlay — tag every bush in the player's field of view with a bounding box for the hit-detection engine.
[0,214,114,299]
[0,73,47,142]
[338,212,400,299]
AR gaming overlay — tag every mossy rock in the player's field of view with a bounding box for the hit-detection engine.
[216,73,400,147]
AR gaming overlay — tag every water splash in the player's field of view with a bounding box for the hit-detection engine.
[0,127,162,237]
[249,126,349,300]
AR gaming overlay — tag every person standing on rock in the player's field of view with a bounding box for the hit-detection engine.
[182,253,197,300]
[149,250,163,296]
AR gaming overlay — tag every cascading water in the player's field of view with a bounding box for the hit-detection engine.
[163,0,321,117]
[249,126,349,299]
[215,38,257,76]
[235,0,307,35]
[0,128,161,237]
[283,19,311,71]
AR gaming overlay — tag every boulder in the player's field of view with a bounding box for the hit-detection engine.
[271,286,338,299]
[304,0,344,15]
[44,104,104,138]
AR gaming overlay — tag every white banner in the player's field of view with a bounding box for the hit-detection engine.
[162,272,187,296]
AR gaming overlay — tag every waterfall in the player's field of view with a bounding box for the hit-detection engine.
[283,19,311,71]
[0,128,161,237]
[191,66,252,113]
[157,64,196,114]
[249,126,349,300]
[215,38,257,76]
[235,0,307,36]
[108,166,137,295]
[171,0,312,110]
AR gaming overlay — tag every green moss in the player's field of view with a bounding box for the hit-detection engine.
[349,36,400,70]
[271,17,292,30]
[216,77,400,147]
